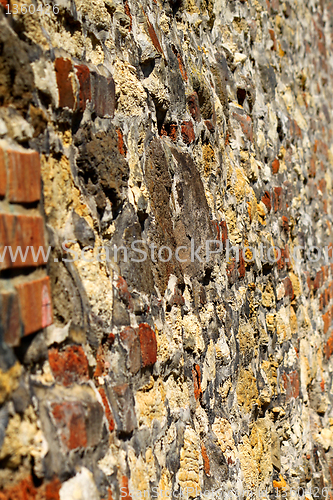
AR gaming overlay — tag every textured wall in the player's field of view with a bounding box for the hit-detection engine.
[0,0,333,498]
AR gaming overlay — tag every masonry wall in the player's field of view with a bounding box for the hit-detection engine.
[0,0,333,498]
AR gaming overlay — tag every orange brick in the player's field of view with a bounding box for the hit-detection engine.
[7,149,41,203]
[0,214,46,270]
[15,276,52,336]
[0,148,6,198]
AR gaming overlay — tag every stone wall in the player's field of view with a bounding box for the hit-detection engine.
[0,0,333,498]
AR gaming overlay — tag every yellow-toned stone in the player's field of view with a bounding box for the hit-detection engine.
[0,363,22,405]
[262,282,275,308]
[237,368,259,413]
[135,380,166,427]
[238,320,256,354]
[239,436,259,489]
[212,418,235,454]
[113,60,147,115]
[0,406,46,469]
[176,427,200,498]
[164,376,190,412]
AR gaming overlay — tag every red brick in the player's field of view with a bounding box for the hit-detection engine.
[318,178,326,194]
[75,64,91,112]
[142,9,164,57]
[238,250,245,278]
[44,477,61,500]
[271,158,280,174]
[181,121,195,144]
[116,276,133,311]
[121,477,132,500]
[325,332,333,359]
[98,386,115,432]
[0,291,21,347]
[51,401,88,449]
[313,270,323,290]
[268,29,277,51]
[0,476,37,500]
[309,155,316,177]
[277,247,285,270]
[192,364,202,400]
[160,123,178,141]
[284,277,294,300]
[283,371,299,400]
[188,92,201,122]
[49,345,89,386]
[232,112,253,141]
[261,191,271,212]
[171,45,188,81]
[323,309,332,334]
[94,345,108,378]
[219,220,228,246]
[137,323,157,368]
[55,58,75,109]
[201,444,211,476]
[92,73,115,118]
[273,187,284,212]
[15,276,52,336]
[0,214,46,270]
[6,149,41,203]
[204,120,215,133]
[0,148,6,198]
[281,216,289,232]
[124,0,132,30]
[116,128,127,156]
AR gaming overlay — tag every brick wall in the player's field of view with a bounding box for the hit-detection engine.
[0,0,333,498]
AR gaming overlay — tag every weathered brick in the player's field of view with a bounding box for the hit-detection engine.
[201,444,211,476]
[0,476,37,500]
[171,45,188,81]
[188,92,201,122]
[51,399,103,450]
[116,128,127,156]
[323,308,332,334]
[55,58,75,109]
[325,331,333,359]
[75,64,91,112]
[284,276,294,300]
[273,187,284,212]
[271,157,280,174]
[261,191,272,212]
[6,149,41,203]
[192,364,202,400]
[232,112,253,141]
[15,276,52,336]
[137,323,157,367]
[108,383,137,436]
[51,401,88,449]
[181,121,195,144]
[0,214,46,270]
[48,345,89,386]
[0,148,6,198]
[92,73,115,118]
[283,370,300,400]
[116,276,133,311]
[0,291,21,346]
[119,326,141,374]
[98,386,115,432]
[161,122,178,141]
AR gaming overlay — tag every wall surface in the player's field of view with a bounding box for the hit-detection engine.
[0,0,333,498]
